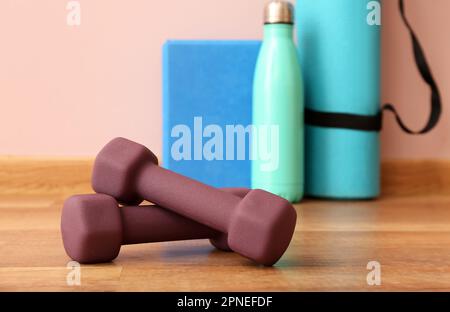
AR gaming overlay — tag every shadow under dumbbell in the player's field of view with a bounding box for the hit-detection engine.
[115,240,228,264]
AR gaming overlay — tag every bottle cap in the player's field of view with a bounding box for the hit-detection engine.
[264,1,294,25]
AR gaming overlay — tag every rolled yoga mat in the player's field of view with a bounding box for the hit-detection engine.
[297,0,381,199]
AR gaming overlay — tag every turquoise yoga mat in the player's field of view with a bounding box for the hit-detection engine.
[297,0,381,199]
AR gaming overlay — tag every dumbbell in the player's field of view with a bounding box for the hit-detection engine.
[61,188,250,264]
[92,138,297,266]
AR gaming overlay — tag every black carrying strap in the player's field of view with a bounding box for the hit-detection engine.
[305,0,442,134]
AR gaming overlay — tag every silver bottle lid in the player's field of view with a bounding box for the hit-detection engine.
[264,1,294,25]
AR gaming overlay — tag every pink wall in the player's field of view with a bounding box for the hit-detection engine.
[0,0,448,159]
[381,0,449,159]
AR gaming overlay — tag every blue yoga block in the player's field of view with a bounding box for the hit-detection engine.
[162,40,261,188]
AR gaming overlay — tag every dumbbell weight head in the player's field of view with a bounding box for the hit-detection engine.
[92,137,159,205]
[62,194,123,263]
[229,189,297,266]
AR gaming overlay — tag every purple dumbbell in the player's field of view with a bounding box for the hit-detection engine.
[92,138,297,266]
[61,188,250,264]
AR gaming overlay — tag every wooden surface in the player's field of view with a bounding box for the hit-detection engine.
[1,158,450,291]
[2,157,450,197]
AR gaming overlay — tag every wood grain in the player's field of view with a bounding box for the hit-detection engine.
[0,158,450,291]
[381,160,450,197]
[0,157,93,196]
[2,157,449,196]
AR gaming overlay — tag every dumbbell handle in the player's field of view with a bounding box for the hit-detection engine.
[136,164,243,233]
[121,188,250,245]
[121,205,217,245]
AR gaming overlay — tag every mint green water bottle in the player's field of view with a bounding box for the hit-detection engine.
[252,0,304,203]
